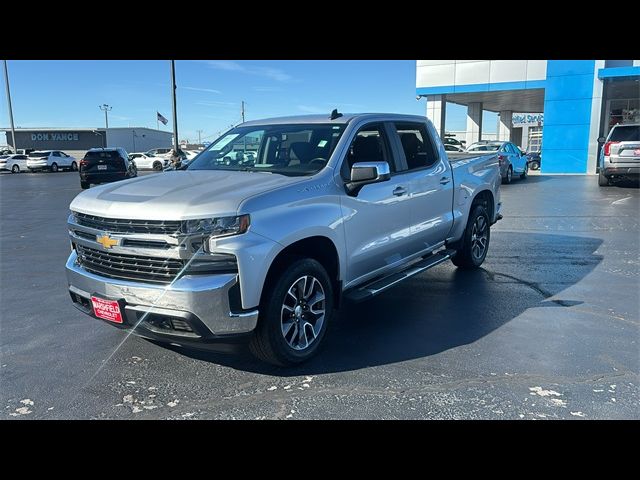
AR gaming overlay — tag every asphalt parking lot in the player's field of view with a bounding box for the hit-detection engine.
[1,170,638,419]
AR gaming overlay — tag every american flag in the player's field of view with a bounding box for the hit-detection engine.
[157,112,168,125]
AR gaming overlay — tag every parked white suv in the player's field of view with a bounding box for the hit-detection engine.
[27,150,78,172]
[129,152,168,171]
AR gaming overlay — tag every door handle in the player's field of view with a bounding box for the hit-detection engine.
[392,186,407,196]
[439,177,451,185]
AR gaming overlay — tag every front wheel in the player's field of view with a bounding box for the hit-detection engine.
[451,205,490,269]
[153,161,163,171]
[249,258,333,366]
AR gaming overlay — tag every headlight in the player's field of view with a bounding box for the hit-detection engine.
[182,214,250,237]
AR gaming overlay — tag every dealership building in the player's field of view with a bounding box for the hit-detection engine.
[416,60,640,174]
[1,127,173,158]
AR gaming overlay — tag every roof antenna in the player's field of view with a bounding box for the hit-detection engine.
[330,109,343,120]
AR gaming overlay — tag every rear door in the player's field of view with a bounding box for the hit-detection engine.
[82,150,125,174]
[390,121,454,251]
[609,125,640,165]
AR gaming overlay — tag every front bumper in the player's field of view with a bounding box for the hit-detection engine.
[65,251,259,342]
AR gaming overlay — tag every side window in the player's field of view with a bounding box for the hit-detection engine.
[341,124,392,180]
[394,122,438,171]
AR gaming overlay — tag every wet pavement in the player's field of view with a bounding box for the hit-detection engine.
[1,171,638,419]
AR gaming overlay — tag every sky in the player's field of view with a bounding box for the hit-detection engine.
[0,60,497,145]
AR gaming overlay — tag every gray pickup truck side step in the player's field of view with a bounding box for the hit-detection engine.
[344,249,457,302]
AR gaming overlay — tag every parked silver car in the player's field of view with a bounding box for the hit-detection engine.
[466,141,528,183]
[598,123,640,186]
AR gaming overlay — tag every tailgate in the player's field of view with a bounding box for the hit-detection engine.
[82,151,125,172]
[611,141,640,163]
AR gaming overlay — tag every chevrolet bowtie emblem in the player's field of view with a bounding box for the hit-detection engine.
[96,234,118,249]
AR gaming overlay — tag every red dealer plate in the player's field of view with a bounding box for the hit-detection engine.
[91,296,123,324]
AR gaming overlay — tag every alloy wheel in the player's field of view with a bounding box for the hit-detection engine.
[470,215,488,261]
[280,275,326,351]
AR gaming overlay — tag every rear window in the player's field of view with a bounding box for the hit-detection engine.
[84,150,121,160]
[29,151,51,157]
[609,126,640,142]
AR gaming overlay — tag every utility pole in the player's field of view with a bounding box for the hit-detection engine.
[99,104,112,129]
[3,60,17,153]
[170,60,179,152]
[196,129,203,144]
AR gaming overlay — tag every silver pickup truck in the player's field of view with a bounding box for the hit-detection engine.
[65,113,502,365]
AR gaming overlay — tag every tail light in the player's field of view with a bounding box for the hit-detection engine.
[603,141,619,157]
[497,154,505,164]
[79,159,89,168]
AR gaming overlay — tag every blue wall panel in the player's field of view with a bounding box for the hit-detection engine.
[541,60,596,174]
[547,60,595,77]
[543,99,593,126]
[541,150,590,173]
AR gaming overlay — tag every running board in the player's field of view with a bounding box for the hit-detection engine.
[344,249,457,303]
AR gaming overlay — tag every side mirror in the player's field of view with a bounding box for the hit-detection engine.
[345,161,391,196]
[597,137,606,143]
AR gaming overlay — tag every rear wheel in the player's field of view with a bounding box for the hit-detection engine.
[249,257,333,366]
[503,166,513,184]
[80,181,90,189]
[11,164,19,173]
[50,163,58,173]
[520,162,528,180]
[598,169,610,187]
[451,205,490,269]
[530,160,540,170]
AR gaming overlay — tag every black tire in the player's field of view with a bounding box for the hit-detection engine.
[530,161,540,171]
[249,257,333,366]
[71,161,78,171]
[598,169,610,187]
[50,163,58,173]
[153,161,162,171]
[520,163,528,180]
[11,164,19,173]
[503,166,513,184]
[80,181,90,189]
[451,205,491,269]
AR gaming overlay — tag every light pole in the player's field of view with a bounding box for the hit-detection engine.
[196,129,203,145]
[99,104,112,129]
[3,60,17,153]
[170,60,179,152]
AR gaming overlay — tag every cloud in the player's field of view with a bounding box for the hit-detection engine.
[196,101,237,107]
[182,86,222,94]
[253,86,283,92]
[297,105,326,114]
[204,61,292,82]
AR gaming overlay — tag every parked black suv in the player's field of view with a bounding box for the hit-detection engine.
[79,147,137,189]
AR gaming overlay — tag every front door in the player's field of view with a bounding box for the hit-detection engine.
[339,122,416,286]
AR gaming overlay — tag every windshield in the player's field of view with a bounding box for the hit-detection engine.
[187,123,347,176]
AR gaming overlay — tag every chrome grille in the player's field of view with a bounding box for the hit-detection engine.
[75,244,183,284]
[74,212,181,235]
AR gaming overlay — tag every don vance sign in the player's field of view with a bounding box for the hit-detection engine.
[31,132,80,141]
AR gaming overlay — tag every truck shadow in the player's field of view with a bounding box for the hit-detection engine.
[170,232,603,376]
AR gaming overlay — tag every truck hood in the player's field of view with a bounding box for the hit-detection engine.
[70,170,305,220]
